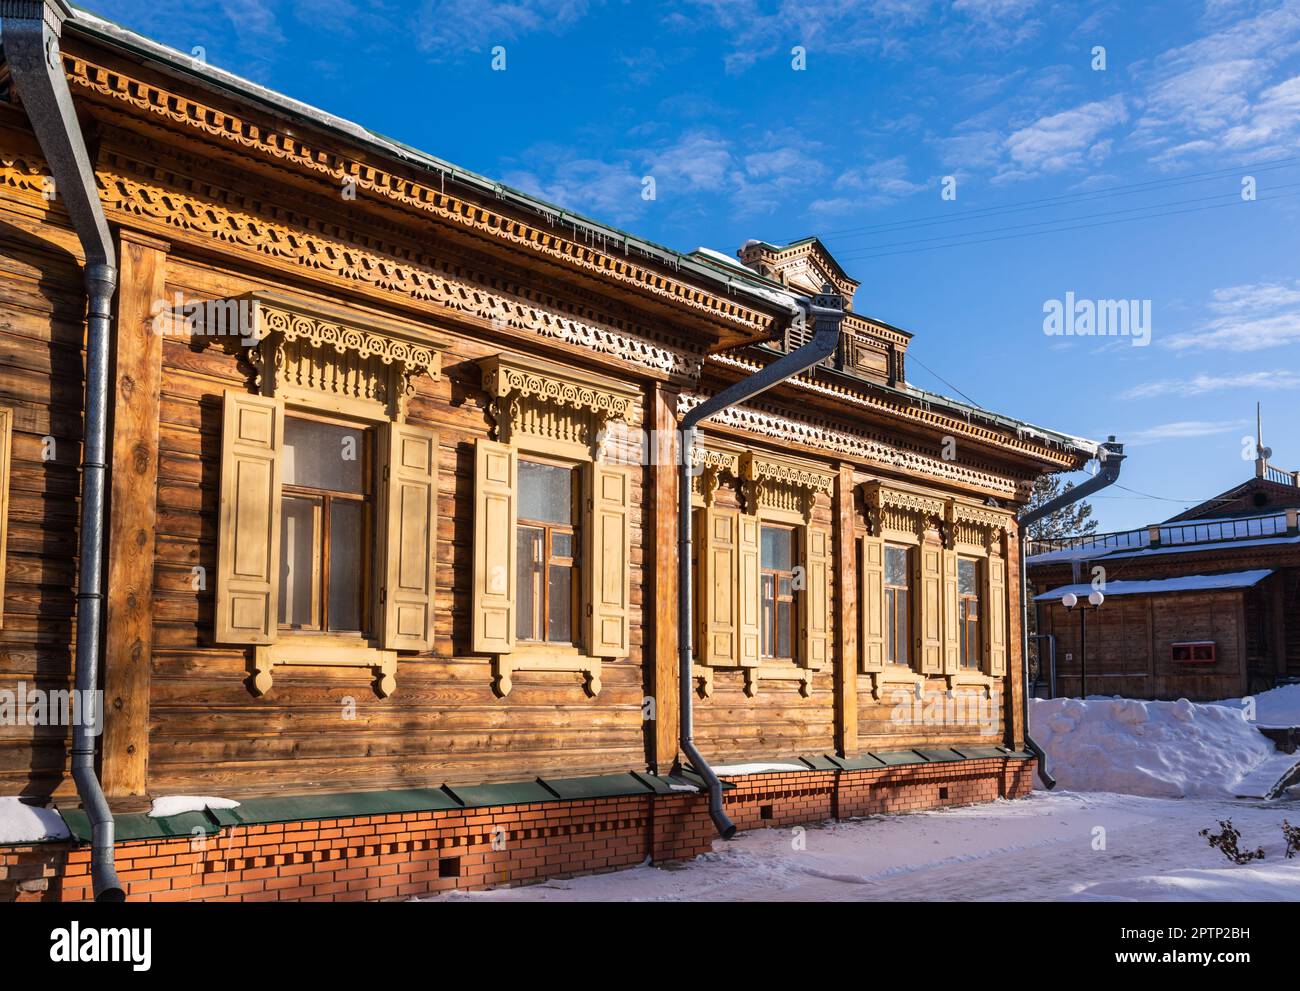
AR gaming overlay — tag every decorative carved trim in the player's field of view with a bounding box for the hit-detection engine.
[492,650,601,698]
[862,481,946,538]
[738,451,834,520]
[251,642,397,698]
[63,52,783,341]
[865,665,926,702]
[744,665,813,698]
[86,157,702,379]
[678,392,1029,499]
[191,291,445,419]
[705,351,1083,475]
[479,353,640,457]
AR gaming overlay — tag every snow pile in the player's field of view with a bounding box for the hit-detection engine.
[1212,683,1300,728]
[713,763,806,776]
[1030,696,1274,798]
[0,797,70,844]
[148,796,240,819]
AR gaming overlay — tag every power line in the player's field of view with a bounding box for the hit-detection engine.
[830,181,1300,259]
[833,188,1300,261]
[905,350,983,408]
[794,154,1300,243]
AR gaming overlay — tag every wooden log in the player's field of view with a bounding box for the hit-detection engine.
[101,230,169,797]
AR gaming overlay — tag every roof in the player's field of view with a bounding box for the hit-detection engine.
[1034,570,1274,601]
[61,4,802,322]
[56,4,1100,465]
[1027,509,1295,565]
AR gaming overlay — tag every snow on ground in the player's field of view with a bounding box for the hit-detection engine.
[422,791,1300,902]
[0,796,70,844]
[147,796,240,818]
[1029,696,1275,798]
[1212,683,1300,729]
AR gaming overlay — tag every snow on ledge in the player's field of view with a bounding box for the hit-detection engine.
[0,797,71,844]
[148,796,241,819]
[713,763,807,776]
[1034,570,1272,601]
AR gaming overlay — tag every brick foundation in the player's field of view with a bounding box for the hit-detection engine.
[1,757,1034,902]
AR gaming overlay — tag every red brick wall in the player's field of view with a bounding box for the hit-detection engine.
[1,758,1035,902]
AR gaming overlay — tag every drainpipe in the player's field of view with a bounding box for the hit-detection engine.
[3,0,124,900]
[1016,436,1125,788]
[678,285,845,837]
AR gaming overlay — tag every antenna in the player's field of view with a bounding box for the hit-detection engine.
[1256,402,1273,465]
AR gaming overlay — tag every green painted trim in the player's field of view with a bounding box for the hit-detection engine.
[869,750,931,766]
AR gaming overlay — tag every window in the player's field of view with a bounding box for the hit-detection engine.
[1171,641,1216,663]
[760,524,797,660]
[278,415,374,635]
[884,544,911,666]
[515,459,580,644]
[958,557,981,669]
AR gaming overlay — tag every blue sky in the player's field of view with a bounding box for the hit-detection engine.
[85,0,1300,531]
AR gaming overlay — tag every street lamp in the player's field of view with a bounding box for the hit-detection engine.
[1062,589,1104,697]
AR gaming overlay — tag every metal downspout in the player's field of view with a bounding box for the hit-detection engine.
[678,286,845,837]
[1016,437,1125,788]
[3,0,124,900]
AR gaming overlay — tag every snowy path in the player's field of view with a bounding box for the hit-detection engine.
[428,791,1300,902]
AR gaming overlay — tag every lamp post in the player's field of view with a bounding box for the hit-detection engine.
[1062,589,1104,698]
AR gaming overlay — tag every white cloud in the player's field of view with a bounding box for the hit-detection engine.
[500,149,644,223]
[1123,370,1300,399]
[1166,281,1300,352]
[415,0,592,53]
[1002,96,1128,176]
[1124,419,1250,445]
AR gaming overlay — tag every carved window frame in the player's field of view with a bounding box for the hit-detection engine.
[690,445,834,699]
[475,354,641,698]
[207,292,445,698]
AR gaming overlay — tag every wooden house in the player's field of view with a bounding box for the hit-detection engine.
[0,3,1097,900]
[1027,462,1300,701]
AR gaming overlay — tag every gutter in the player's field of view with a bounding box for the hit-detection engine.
[677,286,846,837]
[3,0,124,900]
[1015,437,1126,788]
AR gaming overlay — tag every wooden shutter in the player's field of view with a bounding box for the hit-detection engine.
[942,548,961,675]
[699,506,738,666]
[918,541,943,674]
[472,439,516,654]
[382,422,438,651]
[737,513,762,667]
[586,461,631,658]
[801,524,831,669]
[860,535,885,673]
[215,390,283,644]
[986,552,1007,677]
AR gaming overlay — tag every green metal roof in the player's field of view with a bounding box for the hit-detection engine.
[48,751,1035,845]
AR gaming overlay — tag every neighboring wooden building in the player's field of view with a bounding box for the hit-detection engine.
[1027,465,1300,701]
[0,6,1095,900]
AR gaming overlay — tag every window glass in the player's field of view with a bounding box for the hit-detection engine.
[518,461,574,524]
[548,563,573,642]
[885,545,909,585]
[328,500,365,631]
[280,495,318,628]
[516,526,544,641]
[283,418,364,493]
[958,558,978,596]
[761,526,793,571]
